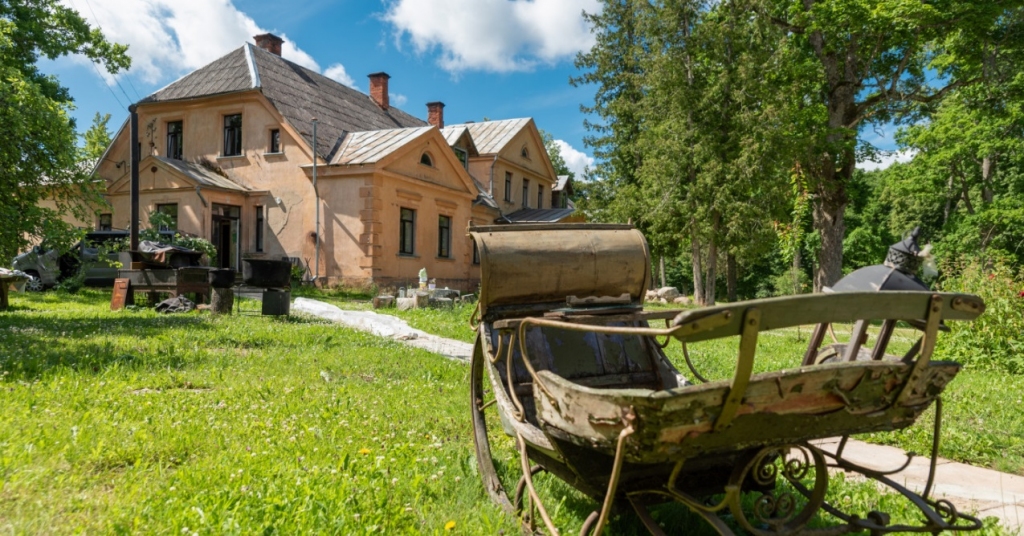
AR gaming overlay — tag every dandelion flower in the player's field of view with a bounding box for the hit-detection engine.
[445,520,456,531]
[359,448,371,455]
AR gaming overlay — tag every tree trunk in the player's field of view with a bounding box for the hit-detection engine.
[659,256,666,289]
[981,155,995,204]
[942,173,957,225]
[792,248,802,294]
[690,223,705,305]
[705,212,719,305]
[813,192,846,291]
[960,177,976,215]
[726,252,737,302]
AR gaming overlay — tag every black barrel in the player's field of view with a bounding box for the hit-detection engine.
[242,259,291,288]
[208,268,235,289]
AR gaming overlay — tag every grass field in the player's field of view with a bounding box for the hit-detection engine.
[0,289,1013,534]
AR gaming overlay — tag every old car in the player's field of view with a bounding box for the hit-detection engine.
[12,230,169,290]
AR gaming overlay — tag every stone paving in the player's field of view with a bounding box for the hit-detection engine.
[295,297,1023,534]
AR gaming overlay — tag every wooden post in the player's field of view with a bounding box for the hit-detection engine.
[659,256,666,289]
[0,280,9,311]
[210,287,234,314]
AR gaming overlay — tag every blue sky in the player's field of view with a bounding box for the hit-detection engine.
[45,0,907,175]
[44,0,601,177]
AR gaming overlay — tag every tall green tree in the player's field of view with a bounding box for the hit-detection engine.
[579,0,791,304]
[0,0,129,260]
[83,112,113,162]
[540,129,574,180]
[572,0,649,226]
[761,0,1024,289]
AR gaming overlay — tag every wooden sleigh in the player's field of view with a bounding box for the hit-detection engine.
[468,223,986,535]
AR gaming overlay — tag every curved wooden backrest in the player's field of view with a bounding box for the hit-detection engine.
[671,291,984,343]
[471,224,651,318]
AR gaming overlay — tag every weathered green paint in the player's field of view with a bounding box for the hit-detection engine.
[470,224,986,535]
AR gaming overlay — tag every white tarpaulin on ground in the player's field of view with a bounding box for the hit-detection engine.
[291,298,472,361]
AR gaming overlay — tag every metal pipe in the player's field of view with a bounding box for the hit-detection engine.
[129,104,140,251]
[312,119,320,282]
[488,154,497,197]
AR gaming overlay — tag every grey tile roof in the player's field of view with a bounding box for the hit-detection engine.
[153,156,249,192]
[502,207,576,223]
[141,48,253,103]
[446,118,531,155]
[140,44,428,160]
[330,127,433,165]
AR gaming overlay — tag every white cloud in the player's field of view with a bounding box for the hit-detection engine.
[383,0,601,73]
[324,63,357,88]
[390,93,408,106]
[553,139,593,179]
[856,149,917,171]
[62,0,320,86]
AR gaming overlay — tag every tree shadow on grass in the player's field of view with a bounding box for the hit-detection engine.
[0,315,214,381]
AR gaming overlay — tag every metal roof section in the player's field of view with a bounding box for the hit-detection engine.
[501,207,576,223]
[153,156,249,192]
[329,126,433,165]
[554,174,571,191]
[243,43,261,88]
[473,192,500,210]
[441,125,480,157]
[446,118,532,155]
[139,45,427,160]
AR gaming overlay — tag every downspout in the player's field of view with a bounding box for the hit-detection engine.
[194,186,208,207]
[312,119,320,283]
[129,104,140,251]
[488,155,498,197]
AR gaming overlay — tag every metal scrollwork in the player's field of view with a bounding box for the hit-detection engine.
[933,498,960,525]
[729,444,830,536]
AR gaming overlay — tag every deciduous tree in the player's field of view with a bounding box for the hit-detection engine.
[0,0,129,260]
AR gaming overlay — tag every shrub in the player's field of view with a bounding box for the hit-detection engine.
[935,258,1024,374]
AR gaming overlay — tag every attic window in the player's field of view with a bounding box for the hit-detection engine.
[420,152,433,167]
[521,146,530,159]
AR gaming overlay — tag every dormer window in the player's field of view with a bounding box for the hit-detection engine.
[453,146,468,169]
[420,152,433,167]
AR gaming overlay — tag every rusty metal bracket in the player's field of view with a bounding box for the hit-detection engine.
[714,308,760,432]
[895,294,943,406]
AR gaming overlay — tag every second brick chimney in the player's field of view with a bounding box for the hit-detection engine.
[427,102,445,129]
[254,33,284,56]
[368,72,390,111]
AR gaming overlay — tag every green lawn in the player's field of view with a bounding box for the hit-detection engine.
[0,290,1013,534]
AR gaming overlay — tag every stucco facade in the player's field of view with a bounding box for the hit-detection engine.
[84,36,568,292]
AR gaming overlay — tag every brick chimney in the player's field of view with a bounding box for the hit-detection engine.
[368,72,390,111]
[426,102,445,129]
[254,33,284,56]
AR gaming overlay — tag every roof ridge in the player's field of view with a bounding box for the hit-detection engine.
[243,43,261,88]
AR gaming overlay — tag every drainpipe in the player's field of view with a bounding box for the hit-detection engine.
[312,119,320,283]
[488,155,498,196]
